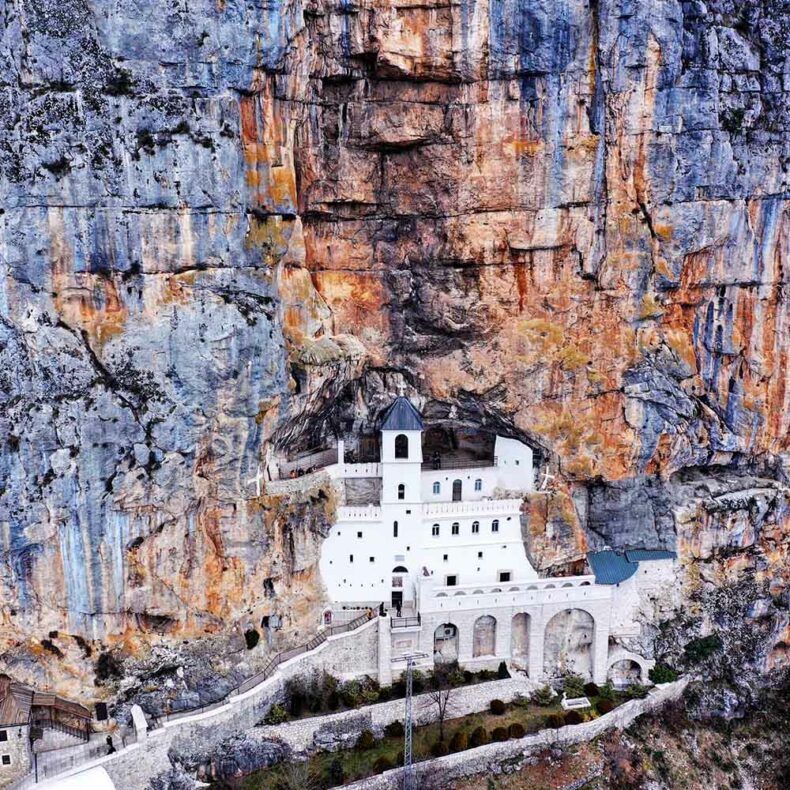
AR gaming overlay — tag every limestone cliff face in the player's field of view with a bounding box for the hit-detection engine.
[1,0,789,695]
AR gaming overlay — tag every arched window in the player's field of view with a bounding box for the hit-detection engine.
[472,521,480,534]
[432,524,440,537]
[393,521,398,537]
[398,484,405,500]
[474,478,482,491]
[491,519,499,533]
[433,481,440,495]
[451,522,460,535]
[452,479,462,501]
[395,434,409,459]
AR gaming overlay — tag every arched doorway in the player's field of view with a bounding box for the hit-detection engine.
[452,479,462,501]
[473,615,497,657]
[391,566,408,609]
[434,623,459,664]
[543,609,595,679]
[511,613,530,669]
[608,659,642,688]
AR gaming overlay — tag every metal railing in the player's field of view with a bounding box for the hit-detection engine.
[31,719,90,743]
[421,456,496,471]
[391,615,421,629]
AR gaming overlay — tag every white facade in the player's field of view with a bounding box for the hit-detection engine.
[318,404,537,608]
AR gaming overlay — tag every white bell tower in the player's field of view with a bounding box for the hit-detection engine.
[380,397,424,504]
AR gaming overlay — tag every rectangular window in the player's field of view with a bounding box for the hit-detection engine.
[369,557,375,563]
[443,554,448,561]
[446,575,457,586]
[433,481,440,494]
[1,755,10,765]
[432,525,440,537]
[349,555,354,563]
[499,571,511,582]
[472,521,479,534]
[0,731,6,742]
[393,522,398,537]
[478,551,483,558]
[357,531,362,538]
[492,519,499,533]
[474,479,482,491]
[451,523,459,535]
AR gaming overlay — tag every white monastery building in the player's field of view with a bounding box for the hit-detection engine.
[274,397,677,687]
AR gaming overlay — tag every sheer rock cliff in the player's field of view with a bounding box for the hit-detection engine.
[0,0,789,700]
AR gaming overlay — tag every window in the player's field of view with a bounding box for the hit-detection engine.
[474,478,482,491]
[349,555,354,563]
[515,459,520,465]
[357,531,362,538]
[478,551,483,558]
[369,557,375,563]
[443,554,448,562]
[472,521,479,534]
[395,434,409,459]
[1,755,10,766]
[433,481,440,494]
[451,522,459,535]
[393,521,398,537]
[398,484,405,500]
[0,732,6,743]
[446,575,457,586]
[499,571,511,582]
[432,524,440,537]
[492,519,499,533]
[452,479,462,501]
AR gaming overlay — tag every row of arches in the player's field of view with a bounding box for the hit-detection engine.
[432,609,644,683]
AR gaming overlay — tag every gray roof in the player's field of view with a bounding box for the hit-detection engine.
[587,550,638,585]
[624,549,677,562]
[381,397,424,432]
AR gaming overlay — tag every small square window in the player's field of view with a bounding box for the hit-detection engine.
[406,509,411,514]
[369,557,375,563]
[478,551,483,559]
[357,531,362,538]
[443,554,448,561]
[446,575,457,586]
[0,731,6,743]
[499,571,511,582]
[515,459,520,465]
[1,755,10,766]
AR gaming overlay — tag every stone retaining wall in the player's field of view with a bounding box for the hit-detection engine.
[344,678,689,789]
[25,619,380,790]
[257,676,534,753]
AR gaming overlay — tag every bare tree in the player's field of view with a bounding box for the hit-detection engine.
[270,759,322,790]
[423,665,457,742]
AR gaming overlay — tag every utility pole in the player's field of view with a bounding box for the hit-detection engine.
[392,652,428,790]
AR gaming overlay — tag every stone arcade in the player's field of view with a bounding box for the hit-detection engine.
[310,398,677,686]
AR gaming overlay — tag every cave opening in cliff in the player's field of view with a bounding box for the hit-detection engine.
[421,425,496,469]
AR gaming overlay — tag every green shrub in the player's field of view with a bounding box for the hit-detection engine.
[373,755,394,773]
[340,680,363,708]
[596,699,615,714]
[449,731,468,752]
[328,757,344,786]
[683,633,722,664]
[377,686,392,702]
[449,667,467,687]
[384,720,404,738]
[508,723,525,739]
[361,689,380,705]
[562,672,586,698]
[470,726,489,747]
[649,663,679,684]
[492,726,508,742]
[327,691,340,711]
[489,699,506,715]
[626,683,649,699]
[497,661,510,679]
[477,669,495,681]
[430,741,450,757]
[355,729,376,750]
[547,713,564,729]
[598,682,615,700]
[411,670,426,694]
[583,682,600,697]
[564,710,583,725]
[263,703,288,725]
[531,684,556,706]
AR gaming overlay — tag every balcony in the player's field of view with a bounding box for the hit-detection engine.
[421,455,496,471]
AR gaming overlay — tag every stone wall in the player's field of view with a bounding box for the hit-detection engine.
[344,679,690,789]
[0,726,31,788]
[257,677,534,753]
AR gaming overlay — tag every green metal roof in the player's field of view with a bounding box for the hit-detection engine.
[381,397,424,431]
[624,549,677,562]
[587,550,638,585]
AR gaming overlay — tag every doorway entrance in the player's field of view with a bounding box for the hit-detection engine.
[391,590,403,608]
[452,479,462,501]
